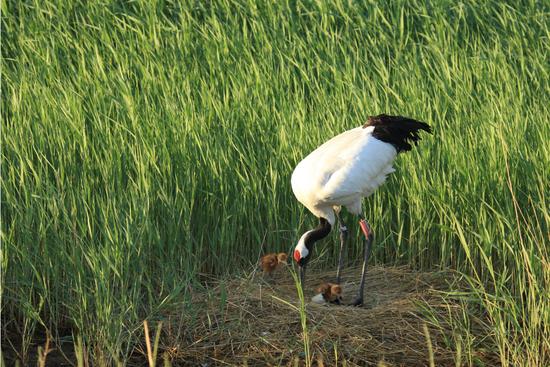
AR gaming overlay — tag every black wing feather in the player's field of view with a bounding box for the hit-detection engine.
[362,114,433,153]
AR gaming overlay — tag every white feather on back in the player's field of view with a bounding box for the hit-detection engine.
[291,126,397,221]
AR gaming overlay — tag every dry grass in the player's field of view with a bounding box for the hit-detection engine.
[166,266,498,366]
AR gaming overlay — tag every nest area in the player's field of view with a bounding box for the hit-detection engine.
[170,265,497,367]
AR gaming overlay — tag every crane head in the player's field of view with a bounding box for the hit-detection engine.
[294,232,311,264]
[294,218,332,288]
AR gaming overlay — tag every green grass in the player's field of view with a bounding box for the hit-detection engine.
[2,0,549,365]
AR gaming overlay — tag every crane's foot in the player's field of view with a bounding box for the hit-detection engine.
[348,299,364,307]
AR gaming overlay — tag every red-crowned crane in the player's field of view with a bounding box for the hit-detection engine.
[292,114,432,307]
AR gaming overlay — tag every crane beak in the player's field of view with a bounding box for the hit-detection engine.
[299,264,307,290]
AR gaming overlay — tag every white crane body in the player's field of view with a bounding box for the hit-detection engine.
[291,126,397,226]
[290,114,432,307]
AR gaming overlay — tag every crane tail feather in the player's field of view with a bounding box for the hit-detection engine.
[363,114,432,153]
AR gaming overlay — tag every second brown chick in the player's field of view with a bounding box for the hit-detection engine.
[311,282,344,304]
[260,253,287,283]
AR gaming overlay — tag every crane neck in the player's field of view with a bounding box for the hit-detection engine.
[308,217,332,243]
[294,217,332,264]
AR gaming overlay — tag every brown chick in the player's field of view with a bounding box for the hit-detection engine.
[260,253,287,283]
[312,283,344,304]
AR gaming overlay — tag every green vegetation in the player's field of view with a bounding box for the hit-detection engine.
[2,0,549,365]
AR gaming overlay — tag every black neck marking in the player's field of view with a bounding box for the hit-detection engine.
[362,114,433,153]
[307,217,332,244]
[299,217,332,266]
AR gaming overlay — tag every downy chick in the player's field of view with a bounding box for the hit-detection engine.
[311,283,344,304]
[260,253,287,283]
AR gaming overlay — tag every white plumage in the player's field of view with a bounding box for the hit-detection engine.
[291,126,397,226]
[291,114,432,307]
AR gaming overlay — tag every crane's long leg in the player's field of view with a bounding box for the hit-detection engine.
[335,210,348,286]
[349,214,373,307]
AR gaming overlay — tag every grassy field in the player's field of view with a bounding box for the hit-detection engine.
[2,0,549,365]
